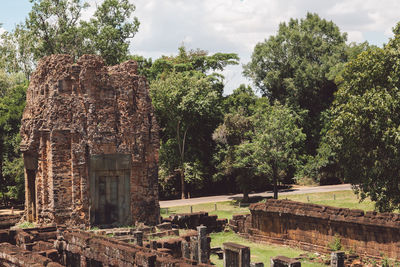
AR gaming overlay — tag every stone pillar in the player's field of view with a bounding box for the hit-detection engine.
[190,235,199,262]
[330,251,345,267]
[223,242,250,267]
[197,225,209,263]
[181,240,190,259]
[133,231,143,246]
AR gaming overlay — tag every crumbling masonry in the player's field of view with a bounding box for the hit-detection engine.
[20,54,160,227]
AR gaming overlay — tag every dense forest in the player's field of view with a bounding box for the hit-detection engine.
[2,0,400,212]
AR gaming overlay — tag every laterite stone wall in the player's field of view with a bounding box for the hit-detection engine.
[20,54,160,227]
[231,199,400,258]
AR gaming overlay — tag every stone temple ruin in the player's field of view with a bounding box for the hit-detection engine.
[20,54,160,227]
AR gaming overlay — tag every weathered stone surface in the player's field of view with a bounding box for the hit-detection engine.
[223,242,250,267]
[0,226,213,266]
[270,256,301,267]
[20,54,160,227]
[231,199,400,258]
[165,211,227,232]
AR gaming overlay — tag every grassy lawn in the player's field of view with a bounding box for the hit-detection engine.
[281,190,376,212]
[160,189,377,221]
[210,231,326,267]
[160,189,382,266]
[160,201,249,220]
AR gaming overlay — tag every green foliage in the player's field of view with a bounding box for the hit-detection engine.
[14,0,138,66]
[17,221,35,229]
[213,85,260,201]
[328,234,342,251]
[244,12,348,156]
[81,0,139,65]
[134,46,239,82]
[150,47,239,199]
[326,26,400,212]
[0,71,27,204]
[151,71,224,198]
[25,0,89,60]
[235,100,306,198]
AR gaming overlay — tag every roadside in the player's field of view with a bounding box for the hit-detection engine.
[160,184,352,208]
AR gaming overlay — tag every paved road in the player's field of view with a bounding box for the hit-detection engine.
[159,184,352,208]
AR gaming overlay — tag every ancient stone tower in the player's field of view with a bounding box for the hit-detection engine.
[20,54,160,227]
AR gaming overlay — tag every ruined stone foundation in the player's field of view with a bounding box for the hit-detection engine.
[20,54,160,227]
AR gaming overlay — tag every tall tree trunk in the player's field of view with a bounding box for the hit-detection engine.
[243,188,249,203]
[180,168,186,199]
[0,140,5,206]
[176,122,188,200]
[273,164,278,199]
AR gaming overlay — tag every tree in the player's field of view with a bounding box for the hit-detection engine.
[0,71,27,205]
[149,46,239,199]
[133,46,240,83]
[244,13,348,155]
[213,85,260,201]
[81,0,139,65]
[19,0,139,65]
[213,110,255,202]
[235,100,306,199]
[325,23,400,212]
[151,71,223,199]
[0,26,35,79]
[24,0,89,60]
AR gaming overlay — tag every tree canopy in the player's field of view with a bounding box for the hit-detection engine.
[244,12,348,155]
[150,47,239,199]
[213,85,259,201]
[15,0,139,67]
[0,71,27,204]
[235,100,306,199]
[325,24,400,211]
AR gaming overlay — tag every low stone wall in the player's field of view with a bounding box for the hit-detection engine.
[57,229,212,266]
[0,226,61,266]
[0,214,22,229]
[0,226,212,266]
[165,212,227,233]
[230,199,400,258]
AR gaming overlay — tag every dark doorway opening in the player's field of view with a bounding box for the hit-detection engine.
[27,169,36,222]
[90,154,131,226]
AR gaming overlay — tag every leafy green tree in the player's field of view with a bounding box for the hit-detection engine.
[223,84,257,115]
[149,46,239,199]
[134,46,239,83]
[0,71,27,204]
[213,110,256,202]
[326,24,400,211]
[151,71,223,199]
[213,85,260,201]
[24,0,89,60]
[18,0,138,65]
[81,0,139,65]
[244,13,348,155]
[0,26,35,79]
[235,100,306,199]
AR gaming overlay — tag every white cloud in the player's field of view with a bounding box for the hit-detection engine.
[128,0,400,94]
[0,28,5,35]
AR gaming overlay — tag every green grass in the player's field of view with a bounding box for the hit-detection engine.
[281,190,376,211]
[210,231,325,267]
[161,190,378,222]
[161,201,249,220]
[17,221,36,229]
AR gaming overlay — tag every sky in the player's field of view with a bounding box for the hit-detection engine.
[1,0,400,94]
